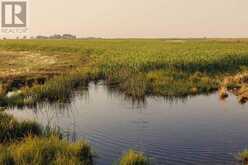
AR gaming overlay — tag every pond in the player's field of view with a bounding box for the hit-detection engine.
[7,82,248,165]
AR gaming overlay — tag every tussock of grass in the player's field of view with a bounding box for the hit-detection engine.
[237,86,248,104]
[223,72,248,103]
[0,113,93,164]
[119,150,150,165]
[0,113,42,142]
[238,150,248,165]
[219,87,228,99]
[0,136,93,165]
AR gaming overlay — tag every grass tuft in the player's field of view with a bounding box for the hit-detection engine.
[119,150,150,165]
[0,136,93,165]
[0,112,42,142]
[238,150,248,165]
[0,113,93,164]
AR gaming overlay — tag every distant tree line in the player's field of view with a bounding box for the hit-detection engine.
[36,34,77,39]
[1,34,104,40]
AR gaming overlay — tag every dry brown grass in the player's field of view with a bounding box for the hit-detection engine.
[219,87,228,99]
[237,86,248,104]
[221,72,248,103]
[0,50,88,81]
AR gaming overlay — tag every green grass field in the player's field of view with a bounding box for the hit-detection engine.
[1,39,248,105]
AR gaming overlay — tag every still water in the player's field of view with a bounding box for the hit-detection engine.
[7,82,248,165]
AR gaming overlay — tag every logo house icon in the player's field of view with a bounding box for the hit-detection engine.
[1,1,27,28]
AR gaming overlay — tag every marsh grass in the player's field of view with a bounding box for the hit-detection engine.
[0,68,100,107]
[0,112,42,142]
[119,150,150,165]
[219,87,229,99]
[23,70,90,102]
[238,150,248,165]
[0,136,93,165]
[237,86,248,104]
[0,113,93,165]
[1,39,248,105]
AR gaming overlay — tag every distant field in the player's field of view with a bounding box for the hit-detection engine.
[1,39,248,105]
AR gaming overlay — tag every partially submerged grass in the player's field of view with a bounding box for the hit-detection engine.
[219,87,228,99]
[0,68,99,107]
[119,150,150,165]
[0,136,93,165]
[238,150,248,165]
[0,112,93,164]
[221,71,248,103]
[237,86,248,104]
[23,69,92,103]
[0,112,42,142]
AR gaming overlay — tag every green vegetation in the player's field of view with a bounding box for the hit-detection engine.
[1,39,248,105]
[0,112,149,165]
[237,85,248,103]
[0,112,42,142]
[0,136,92,165]
[238,150,248,165]
[119,150,150,165]
[0,112,93,165]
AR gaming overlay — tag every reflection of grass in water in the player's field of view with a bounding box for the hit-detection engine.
[119,150,150,165]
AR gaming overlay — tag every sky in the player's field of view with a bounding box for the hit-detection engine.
[3,0,248,38]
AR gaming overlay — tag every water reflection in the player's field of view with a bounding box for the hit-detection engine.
[7,82,248,165]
